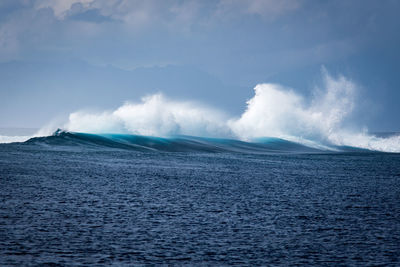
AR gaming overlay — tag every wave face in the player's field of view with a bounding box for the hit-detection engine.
[22,130,375,153]
[4,70,400,153]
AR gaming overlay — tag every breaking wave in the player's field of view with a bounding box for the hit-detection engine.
[2,70,400,153]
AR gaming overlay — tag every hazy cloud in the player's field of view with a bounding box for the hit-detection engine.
[217,0,301,19]
[34,0,94,18]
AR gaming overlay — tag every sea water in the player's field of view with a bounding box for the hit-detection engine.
[1,136,400,266]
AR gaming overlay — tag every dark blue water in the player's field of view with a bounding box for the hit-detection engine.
[1,135,400,266]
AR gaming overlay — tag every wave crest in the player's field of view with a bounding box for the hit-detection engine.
[66,94,230,138]
[230,70,356,143]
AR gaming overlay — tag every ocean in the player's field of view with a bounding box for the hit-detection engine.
[1,132,400,266]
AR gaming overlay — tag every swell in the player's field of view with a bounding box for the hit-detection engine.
[20,130,373,154]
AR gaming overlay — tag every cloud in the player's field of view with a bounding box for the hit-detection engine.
[0,20,20,61]
[66,4,113,23]
[32,0,301,27]
[0,0,304,61]
[216,0,301,19]
[34,0,94,19]
[0,0,397,89]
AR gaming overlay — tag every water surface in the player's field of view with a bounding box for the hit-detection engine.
[1,142,399,265]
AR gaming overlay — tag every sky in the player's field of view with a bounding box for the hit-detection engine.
[1,0,400,131]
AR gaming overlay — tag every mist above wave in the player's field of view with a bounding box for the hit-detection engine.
[15,70,400,152]
[64,94,231,138]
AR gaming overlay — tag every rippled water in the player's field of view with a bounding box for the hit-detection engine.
[1,144,400,266]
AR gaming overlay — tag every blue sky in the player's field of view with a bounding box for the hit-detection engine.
[1,0,400,131]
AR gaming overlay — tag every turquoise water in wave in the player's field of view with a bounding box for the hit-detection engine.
[1,133,400,265]
[24,131,367,153]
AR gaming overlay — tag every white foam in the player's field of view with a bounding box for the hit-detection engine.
[65,94,231,138]
[229,70,357,146]
[328,131,400,152]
